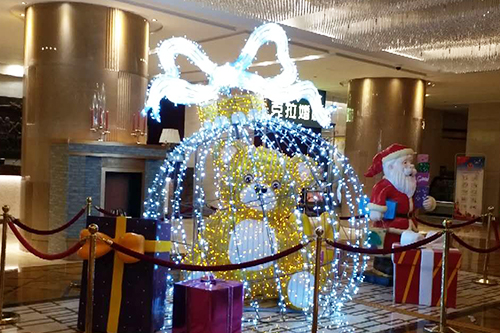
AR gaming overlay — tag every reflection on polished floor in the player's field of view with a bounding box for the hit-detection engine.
[5,229,68,271]
[4,263,81,306]
[386,304,500,333]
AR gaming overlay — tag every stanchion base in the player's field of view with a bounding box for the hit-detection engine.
[424,324,461,333]
[474,278,498,286]
[0,311,20,325]
[69,281,81,289]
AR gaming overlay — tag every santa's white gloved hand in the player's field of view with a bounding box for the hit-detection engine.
[423,196,437,211]
[369,210,384,222]
[400,230,424,246]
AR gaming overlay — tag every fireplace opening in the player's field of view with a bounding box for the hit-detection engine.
[104,171,143,217]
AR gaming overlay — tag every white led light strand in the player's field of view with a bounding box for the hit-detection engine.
[143,114,368,324]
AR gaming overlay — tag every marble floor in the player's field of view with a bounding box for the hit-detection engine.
[1,267,499,333]
[3,263,81,306]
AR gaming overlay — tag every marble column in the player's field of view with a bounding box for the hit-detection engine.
[345,78,426,195]
[466,103,500,215]
[22,2,149,251]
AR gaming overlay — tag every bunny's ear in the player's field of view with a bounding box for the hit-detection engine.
[220,140,249,165]
[297,161,313,182]
[221,145,238,164]
[291,154,317,185]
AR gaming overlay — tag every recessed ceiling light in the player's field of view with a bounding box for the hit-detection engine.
[152,18,157,22]
[425,93,430,97]
[20,13,25,17]
[22,1,27,4]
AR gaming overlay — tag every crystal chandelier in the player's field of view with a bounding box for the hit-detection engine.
[185,0,500,73]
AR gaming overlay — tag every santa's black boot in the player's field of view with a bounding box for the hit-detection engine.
[373,257,394,276]
[362,257,394,286]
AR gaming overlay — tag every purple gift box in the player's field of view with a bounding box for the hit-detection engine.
[416,172,430,187]
[77,216,171,333]
[414,186,429,209]
[173,278,244,333]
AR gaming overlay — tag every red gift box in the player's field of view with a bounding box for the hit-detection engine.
[392,244,461,307]
[173,278,244,333]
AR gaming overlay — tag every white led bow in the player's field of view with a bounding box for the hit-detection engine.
[143,23,333,128]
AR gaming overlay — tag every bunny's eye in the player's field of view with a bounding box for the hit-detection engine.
[271,180,281,190]
[244,174,254,183]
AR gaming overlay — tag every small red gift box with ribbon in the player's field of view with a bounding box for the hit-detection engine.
[172,277,244,333]
[392,244,462,307]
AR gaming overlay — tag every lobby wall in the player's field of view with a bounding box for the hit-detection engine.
[0,75,23,98]
[466,103,500,215]
[422,108,467,183]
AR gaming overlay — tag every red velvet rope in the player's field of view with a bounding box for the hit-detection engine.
[413,214,482,229]
[325,231,444,255]
[8,220,86,260]
[109,241,309,271]
[93,206,119,217]
[339,215,367,220]
[9,208,85,235]
[451,234,500,254]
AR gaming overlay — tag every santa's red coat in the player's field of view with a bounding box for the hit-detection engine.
[368,178,417,249]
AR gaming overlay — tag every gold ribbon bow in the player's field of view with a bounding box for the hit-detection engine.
[77,220,171,263]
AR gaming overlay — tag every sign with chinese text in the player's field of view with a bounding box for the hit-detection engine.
[266,90,327,128]
[453,155,485,220]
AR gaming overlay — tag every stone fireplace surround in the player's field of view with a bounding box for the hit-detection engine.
[46,141,166,253]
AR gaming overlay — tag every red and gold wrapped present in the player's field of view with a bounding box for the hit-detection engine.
[172,278,244,333]
[392,244,461,307]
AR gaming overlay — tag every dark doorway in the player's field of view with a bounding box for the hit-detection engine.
[104,171,143,217]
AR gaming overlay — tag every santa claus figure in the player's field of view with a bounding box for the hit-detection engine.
[365,143,436,275]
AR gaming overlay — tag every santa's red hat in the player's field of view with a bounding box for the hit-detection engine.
[364,144,415,177]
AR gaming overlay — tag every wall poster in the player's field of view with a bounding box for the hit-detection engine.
[453,155,485,220]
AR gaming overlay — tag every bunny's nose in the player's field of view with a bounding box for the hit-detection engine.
[254,185,268,194]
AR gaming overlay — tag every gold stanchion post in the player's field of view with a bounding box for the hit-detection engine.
[85,223,98,333]
[474,206,498,286]
[86,197,92,217]
[311,227,324,333]
[0,206,20,325]
[69,198,92,294]
[425,220,460,333]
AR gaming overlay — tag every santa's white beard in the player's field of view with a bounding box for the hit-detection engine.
[385,168,417,197]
